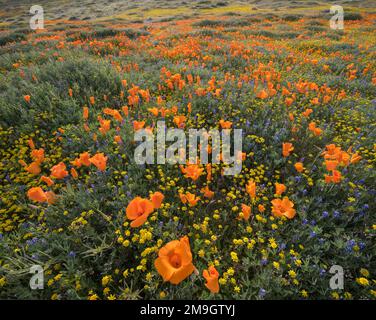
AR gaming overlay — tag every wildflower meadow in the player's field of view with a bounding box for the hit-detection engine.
[0,0,375,301]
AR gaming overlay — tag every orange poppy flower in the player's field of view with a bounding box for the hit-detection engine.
[148,107,159,117]
[50,162,68,179]
[294,162,304,172]
[285,97,294,107]
[271,197,296,219]
[28,138,35,150]
[206,164,212,181]
[201,186,214,199]
[173,115,187,128]
[89,153,107,171]
[89,96,95,105]
[27,187,47,203]
[313,127,322,136]
[104,108,123,122]
[219,119,232,129]
[18,159,26,167]
[126,197,154,228]
[45,191,57,204]
[31,149,44,163]
[256,90,268,99]
[325,160,338,171]
[246,180,256,198]
[331,170,342,183]
[24,95,31,103]
[114,135,122,144]
[308,122,316,131]
[155,236,195,285]
[40,175,54,186]
[275,183,286,195]
[179,192,200,207]
[258,204,265,212]
[72,152,91,168]
[25,162,41,175]
[302,108,313,118]
[122,105,129,116]
[241,204,251,220]
[133,121,145,131]
[83,106,89,120]
[70,167,78,179]
[203,266,220,293]
[150,191,164,209]
[236,151,246,161]
[99,119,111,135]
[350,153,361,164]
[325,170,342,184]
[282,142,294,157]
[180,164,204,181]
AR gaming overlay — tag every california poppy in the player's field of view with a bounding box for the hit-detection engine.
[294,162,304,172]
[148,107,159,117]
[179,192,200,207]
[50,162,68,179]
[28,138,35,150]
[27,187,47,203]
[89,153,107,171]
[72,152,91,167]
[122,105,129,116]
[31,149,44,163]
[99,119,111,135]
[275,183,286,195]
[246,180,256,198]
[83,107,89,120]
[173,115,187,129]
[241,204,251,220]
[25,162,41,175]
[350,153,362,164]
[45,191,57,204]
[271,197,296,219]
[70,167,78,179]
[302,108,313,118]
[150,191,164,209]
[282,142,294,157]
[203,266,220,293]
[256,90,268,99]
[325,170,342,184]
[219,119,232,129]
[126,197,154,228]
[40,175,54,186]
[114,135,122,144]
[180,164,204,181]
[325,160,338,171]
[155,236,195,285]
[133,121,145,131]
[201,186,214,199]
